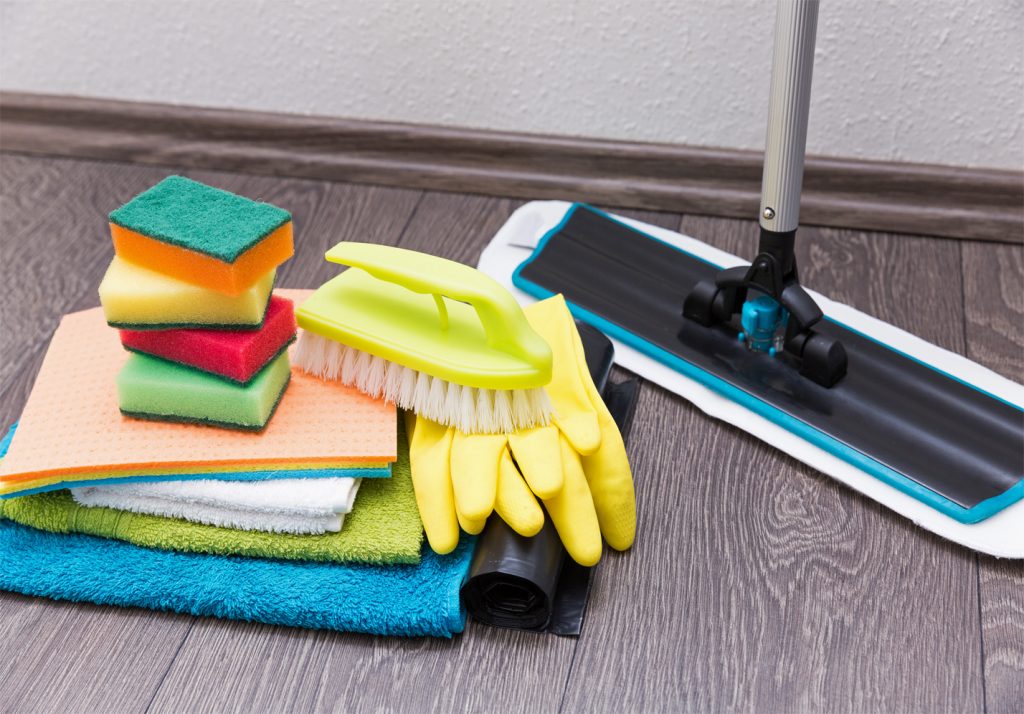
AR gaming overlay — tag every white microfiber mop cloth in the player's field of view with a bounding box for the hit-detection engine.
[71,477,361,535]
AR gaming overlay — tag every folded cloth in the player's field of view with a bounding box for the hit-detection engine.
[2,423,423,564]
[76,472,360,516]
[0,289,396,498]
[0,517,472,638]
[0,422,390,501]
[71,478,361,535]
[73,487,355,534]
[1,463,388,500]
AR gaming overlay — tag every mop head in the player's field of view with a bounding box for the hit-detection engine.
[99,256,275,330]
[295,241,554,434]
[295,331,552,433]
[117,351,292,431]
[109,175,294,296]
[478,201,1024,558]
[119,295,297,384]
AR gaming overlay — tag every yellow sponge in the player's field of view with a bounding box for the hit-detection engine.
[98,257,275,330]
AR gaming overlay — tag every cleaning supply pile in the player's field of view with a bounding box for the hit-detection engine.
[0,176,639,638]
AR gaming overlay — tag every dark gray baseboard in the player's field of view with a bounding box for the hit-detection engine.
[1,91,1020,242]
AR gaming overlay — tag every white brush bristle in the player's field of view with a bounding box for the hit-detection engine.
[458,385,476,431]
[426,376,448,417]
[340,345,359,383]
[443,381,463,423]
[492,390,513,433]
[295,330,554,433]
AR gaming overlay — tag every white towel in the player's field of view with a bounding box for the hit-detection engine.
[70,477,361,535]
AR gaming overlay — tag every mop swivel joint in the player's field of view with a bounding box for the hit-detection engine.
[739,295,786,355]
[682,226,848,388]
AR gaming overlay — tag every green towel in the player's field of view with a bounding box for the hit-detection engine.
[1,424,424,565]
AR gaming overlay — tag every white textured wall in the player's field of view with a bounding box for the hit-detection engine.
[1,0,1021,169]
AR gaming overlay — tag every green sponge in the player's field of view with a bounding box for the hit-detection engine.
[109,175,292,262]
[117,352,291,431]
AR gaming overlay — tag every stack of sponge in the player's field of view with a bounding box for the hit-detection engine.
[98,176,296,431]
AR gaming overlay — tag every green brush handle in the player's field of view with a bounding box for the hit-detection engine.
[325,242,552,373]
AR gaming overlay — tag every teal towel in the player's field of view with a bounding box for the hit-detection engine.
[0,517,473,638]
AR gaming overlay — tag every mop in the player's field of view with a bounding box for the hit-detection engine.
[477,0,1024,558]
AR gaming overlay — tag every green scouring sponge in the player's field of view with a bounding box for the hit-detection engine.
[109,176,294,296]
[117,352,291,431]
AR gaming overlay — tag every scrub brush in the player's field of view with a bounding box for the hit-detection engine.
[295,242,553,434]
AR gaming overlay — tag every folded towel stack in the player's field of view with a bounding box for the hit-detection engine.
[0,410,470,636]
[99,176,297,431]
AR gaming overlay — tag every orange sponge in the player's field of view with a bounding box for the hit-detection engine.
[108,176,294,296]
[111,222,292,296]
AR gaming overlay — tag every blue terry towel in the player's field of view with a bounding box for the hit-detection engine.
[0,518,473,638]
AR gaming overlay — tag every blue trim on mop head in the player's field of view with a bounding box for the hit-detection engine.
[0,518,471,638]
[512,203,1024,524]
[0,422,391,500]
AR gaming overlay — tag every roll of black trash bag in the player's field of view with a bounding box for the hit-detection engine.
[460,518,566,631]
[461,322,641,635]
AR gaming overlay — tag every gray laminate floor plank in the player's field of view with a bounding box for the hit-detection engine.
[0,156,166,396]
[0,594,195,714]
[962,241,1024,714]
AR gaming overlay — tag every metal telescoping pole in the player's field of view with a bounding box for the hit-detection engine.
[759,0,819,234]
[684,0,846,386]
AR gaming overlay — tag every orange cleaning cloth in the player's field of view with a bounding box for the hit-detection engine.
[0,290,396,495]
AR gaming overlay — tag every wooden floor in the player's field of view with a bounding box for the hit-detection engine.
[0,152,1021,714]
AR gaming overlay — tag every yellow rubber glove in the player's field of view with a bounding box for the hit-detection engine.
[405,294,636,566]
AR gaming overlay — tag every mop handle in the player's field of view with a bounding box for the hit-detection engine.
[759,0,819,234]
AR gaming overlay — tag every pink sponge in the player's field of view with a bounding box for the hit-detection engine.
[119,295,297,384]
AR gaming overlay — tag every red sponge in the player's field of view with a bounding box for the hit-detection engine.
[119,295,297,384]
